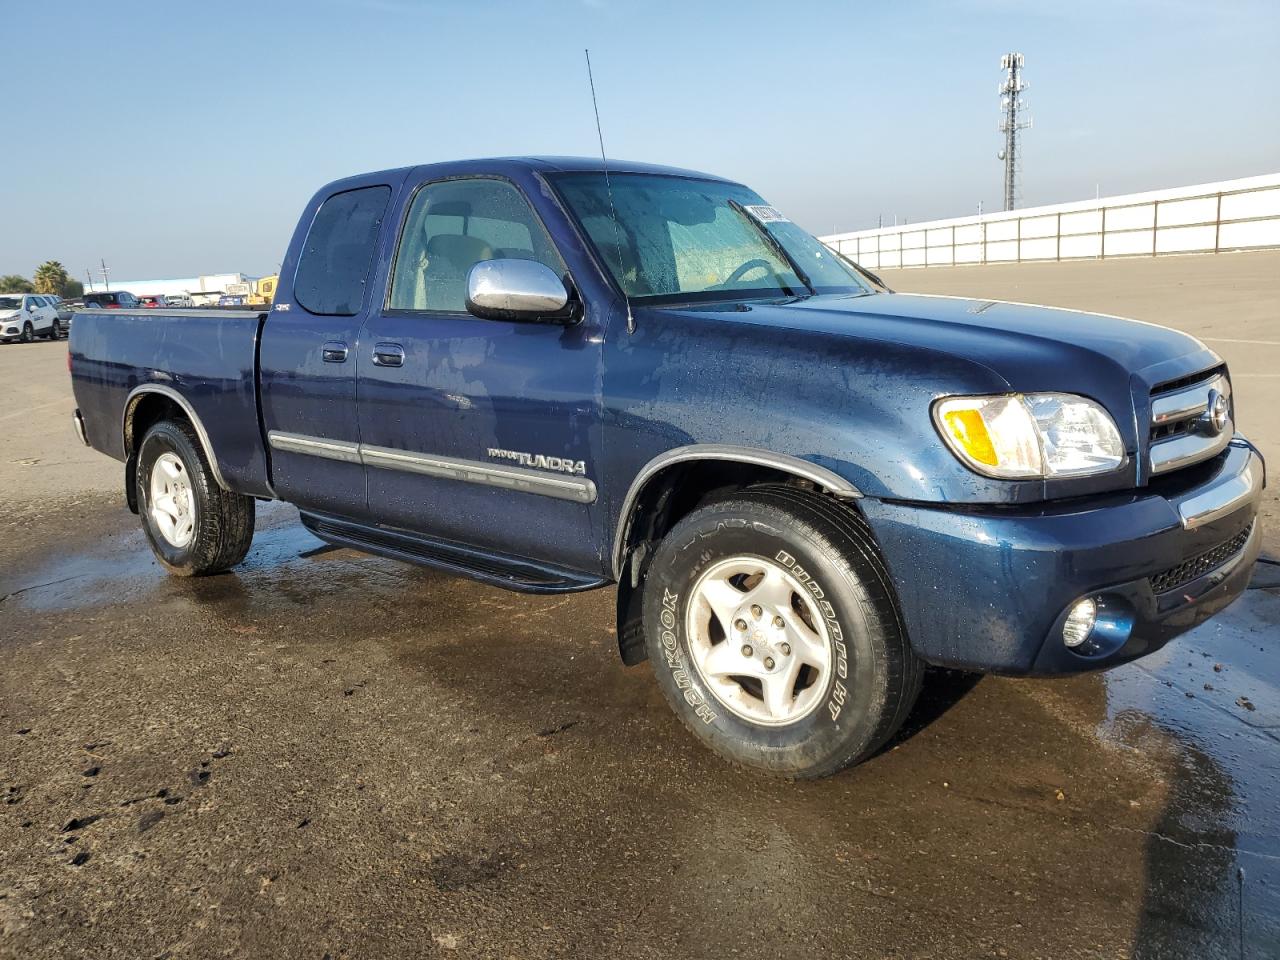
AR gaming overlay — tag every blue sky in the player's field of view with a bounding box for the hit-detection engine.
[4,0,1277,281]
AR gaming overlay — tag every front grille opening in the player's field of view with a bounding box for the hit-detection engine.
[1149,522,1253,595]
[1147,365,1232,474]
[1152,364,1226,397]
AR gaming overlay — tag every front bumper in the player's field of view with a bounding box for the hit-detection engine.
[860,438,1265,676]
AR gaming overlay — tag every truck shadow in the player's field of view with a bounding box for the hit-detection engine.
[888,667,984,749]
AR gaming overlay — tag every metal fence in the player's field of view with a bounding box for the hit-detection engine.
[820,174,1280,270]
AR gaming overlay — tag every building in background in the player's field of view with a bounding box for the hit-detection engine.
[86,273,259,301]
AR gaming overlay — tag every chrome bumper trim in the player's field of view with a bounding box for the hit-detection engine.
[1178,451,1263,529]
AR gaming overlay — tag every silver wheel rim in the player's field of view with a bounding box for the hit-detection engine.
[686,554,833,726]
[149,452,196,548]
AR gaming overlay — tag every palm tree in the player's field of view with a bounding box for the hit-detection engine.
[33,261,71,296]
[0,274,34,293]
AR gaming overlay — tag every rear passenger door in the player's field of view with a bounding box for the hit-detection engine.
[260,180,396,520]
[28,296,53,334]
[356,174,605,573]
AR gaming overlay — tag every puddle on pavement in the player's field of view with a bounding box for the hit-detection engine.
[1,501,420,618]
[1100,587,1280,955]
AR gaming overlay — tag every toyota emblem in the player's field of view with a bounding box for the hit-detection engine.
[1205,389,1229,435]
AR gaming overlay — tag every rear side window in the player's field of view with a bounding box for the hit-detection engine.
[294,185,391,316]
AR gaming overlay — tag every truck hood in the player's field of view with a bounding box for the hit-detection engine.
[0,310,20,322]
[668,291,1220,396]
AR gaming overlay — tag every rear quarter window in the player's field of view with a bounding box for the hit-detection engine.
[294,185,391,316]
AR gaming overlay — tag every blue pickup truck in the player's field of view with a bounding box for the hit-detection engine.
[70,157,1265,778]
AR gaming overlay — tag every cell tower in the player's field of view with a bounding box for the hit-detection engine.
[998,53,1032,211]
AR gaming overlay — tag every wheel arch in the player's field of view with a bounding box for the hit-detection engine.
[611,445,863,666]
[122,385,230,496]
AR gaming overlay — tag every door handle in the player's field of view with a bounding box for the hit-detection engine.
[372,342,405,367]
[322,341,349,363]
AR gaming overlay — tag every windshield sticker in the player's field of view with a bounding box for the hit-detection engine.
[743,204,790,224]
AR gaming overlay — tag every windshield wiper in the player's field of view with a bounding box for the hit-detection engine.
[728,200,815,297]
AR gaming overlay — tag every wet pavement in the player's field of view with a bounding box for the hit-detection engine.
[2,498,1278,959]
[3,252,1280,958]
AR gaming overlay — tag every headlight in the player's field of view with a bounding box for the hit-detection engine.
[933,393,1126,479]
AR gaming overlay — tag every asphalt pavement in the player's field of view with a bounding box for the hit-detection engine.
[2,252,1278,959]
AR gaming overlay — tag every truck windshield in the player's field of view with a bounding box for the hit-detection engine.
[553,172,872,305]
[0,297,21,310]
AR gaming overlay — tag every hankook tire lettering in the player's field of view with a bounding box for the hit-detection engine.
[660,587,717,723]
[775,550,850,720]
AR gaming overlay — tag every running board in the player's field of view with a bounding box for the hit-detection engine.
[299,512,607,594]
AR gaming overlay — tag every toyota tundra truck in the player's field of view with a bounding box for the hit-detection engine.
[68,157,1265,778]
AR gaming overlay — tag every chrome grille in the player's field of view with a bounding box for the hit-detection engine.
[1148,368,1233,475]
[1149,522,1253,595]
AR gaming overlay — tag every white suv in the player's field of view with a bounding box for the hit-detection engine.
[0,293,62,342]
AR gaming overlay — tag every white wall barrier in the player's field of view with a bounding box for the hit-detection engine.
[820,173,1280,270]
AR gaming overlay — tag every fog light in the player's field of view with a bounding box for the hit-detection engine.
[1063,598,1097,648]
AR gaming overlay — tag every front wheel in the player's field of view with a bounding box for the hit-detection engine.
[136,419,255,576]
[20,323,33,343]
[641,485,922,779]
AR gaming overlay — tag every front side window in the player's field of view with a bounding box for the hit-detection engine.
[294,185,391,316]
[388,178,566,313]
[554,172,871,304]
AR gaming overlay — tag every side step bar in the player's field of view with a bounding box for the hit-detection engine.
[299,512,607,595]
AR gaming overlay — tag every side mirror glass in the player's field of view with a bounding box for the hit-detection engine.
[465,259,573,323]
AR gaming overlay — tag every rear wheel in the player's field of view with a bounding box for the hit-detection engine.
[136,419,255,576]
[49,319,61,340]
[641,485,922,779]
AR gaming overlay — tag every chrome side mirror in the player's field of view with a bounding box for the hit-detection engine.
[465,259,574,323]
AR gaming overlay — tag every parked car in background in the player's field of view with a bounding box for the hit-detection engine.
[49,295,75,326]
[166,293,194,308]
[82,291,141,310]
[139,295,169,309]
[59,297,83,333]
[1,293,62,342]
[69,157,1266,779]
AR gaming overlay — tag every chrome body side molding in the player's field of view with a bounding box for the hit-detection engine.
[267,430,362,464]
[361,445,597,504]
[268,431,597,505]
[611,444,863,578]
[122,384,231,490]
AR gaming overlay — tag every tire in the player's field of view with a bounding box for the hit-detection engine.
[50,319,61,340]
[136,419,255,576]
[641,484,923,779]
[20,323,33,343]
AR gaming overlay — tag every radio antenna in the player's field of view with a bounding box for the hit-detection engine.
[584,48,634,333]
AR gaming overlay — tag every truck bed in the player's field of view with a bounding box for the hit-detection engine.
[69,309,274,497]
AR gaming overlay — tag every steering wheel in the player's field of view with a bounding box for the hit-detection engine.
[723,258,775,286]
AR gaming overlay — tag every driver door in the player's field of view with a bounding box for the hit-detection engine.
[356,174,605,573]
